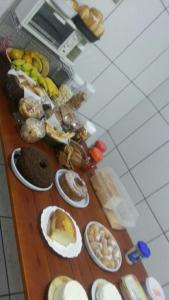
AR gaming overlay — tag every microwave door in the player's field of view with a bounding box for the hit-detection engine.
[29,2,74,48]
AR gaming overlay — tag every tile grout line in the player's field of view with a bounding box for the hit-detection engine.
[103,133,169,178]
[111,9,166,62]
[108,134,146,199]
[122,138,169,173]
[147,97,169,126]
[103,0,125,22]
[0,291,24,298]
[0,219,10,296]
[112,110,158,147]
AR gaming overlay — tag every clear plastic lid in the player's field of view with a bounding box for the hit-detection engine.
[91,167,139,228]
[146,278,165,300]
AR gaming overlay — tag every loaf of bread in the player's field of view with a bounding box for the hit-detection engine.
[48,209,76,246]
[78,5,104,38]
[90,170,123,230]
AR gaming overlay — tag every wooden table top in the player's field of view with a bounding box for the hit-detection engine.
[0,55,147,300]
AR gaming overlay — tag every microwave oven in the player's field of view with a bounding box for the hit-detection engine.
[15,0,87,64]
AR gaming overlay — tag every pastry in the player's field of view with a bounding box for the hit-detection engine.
[48,209,76,246]
[45,122,75,141]
[60,170,87,201]
[19,97,44,119]
[20,118,46,143]
[16,147,53,188]
[93,23,104,38]
[87,223,121,270]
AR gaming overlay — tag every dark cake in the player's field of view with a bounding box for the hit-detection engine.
[16,147,53,188]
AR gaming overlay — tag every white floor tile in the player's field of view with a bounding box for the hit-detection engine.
[98,148,127,177]
[131,142,169,197]
[97,131,115,154]
[94,84,144,129]
[115,12,169,79]
[1,219,23,294]
[135,47,169,95]
[149,77,169,110]
[120,172,143,205]
[0,0,15,18]
[79,64,129,119]
[10,294,25,300]
[143,235,169,285]
[74,44,110,83]
[0,143,4,164]
[97,0,164,60]
[127,201,162,244]
[161,104,169,123]
[0,166,12,217]
[109,99,156,145]
[0,227,8,295]
[118,114,169,168]
[163,285,169,299]
[148,184,169,232]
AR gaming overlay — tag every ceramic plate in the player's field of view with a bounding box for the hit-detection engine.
[84,221,122,272]
[11,148,53,192]
[55,169,89,208]
[91,278,108,300]
[48,276,71,300]
[41,206,82,258]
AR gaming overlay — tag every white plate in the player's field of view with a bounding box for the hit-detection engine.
[84,221,122,272]
[91,278,108,300]
[41,206,82,258]
[11,148,53,192]
[55,169,89,208]
[48,276,71,300]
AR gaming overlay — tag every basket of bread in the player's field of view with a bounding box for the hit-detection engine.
[72,4,104,42]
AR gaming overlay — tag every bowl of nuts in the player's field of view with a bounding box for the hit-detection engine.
[84,221,122,272]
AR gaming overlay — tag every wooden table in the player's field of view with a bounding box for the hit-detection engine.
[0,56,147,300]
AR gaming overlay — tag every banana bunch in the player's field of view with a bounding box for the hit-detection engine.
[45,77,59,97]
[9,48,59,98]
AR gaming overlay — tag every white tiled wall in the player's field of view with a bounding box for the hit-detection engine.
[1,0,169,295]
[74,0,169,148]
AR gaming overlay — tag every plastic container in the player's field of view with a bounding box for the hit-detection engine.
[125,241,151,265]
[143,277,165,300]
[120,274,148,300]
[90,167,139,230]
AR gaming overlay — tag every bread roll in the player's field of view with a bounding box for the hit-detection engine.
[78,5,90,20]
[49,210,76,246]
[90,8,103,22]
[93,23,104,38]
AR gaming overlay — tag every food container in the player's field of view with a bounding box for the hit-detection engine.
[143,277,165,300]
[125,241,151,265]
[20,118,46,143]
[90,167,139,230]
[120,275,148,300]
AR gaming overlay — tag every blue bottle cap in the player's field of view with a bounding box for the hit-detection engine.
[137,241,151,258]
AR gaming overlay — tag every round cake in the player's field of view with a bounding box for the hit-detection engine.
[60,170,87,201]
[54,280,88,300]
[16,147,53,188]
[49,209,76,246]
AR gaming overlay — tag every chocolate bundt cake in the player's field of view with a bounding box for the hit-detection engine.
[16,147,53,188]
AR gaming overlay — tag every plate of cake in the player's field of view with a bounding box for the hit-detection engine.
[91,278,122,300]
[41,206,82,258]
[11,147,53,191]
[48,276,88,300]
[84,221,122,272]
[55,169,89,208]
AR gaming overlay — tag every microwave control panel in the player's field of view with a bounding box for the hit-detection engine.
[58,30,82,56]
